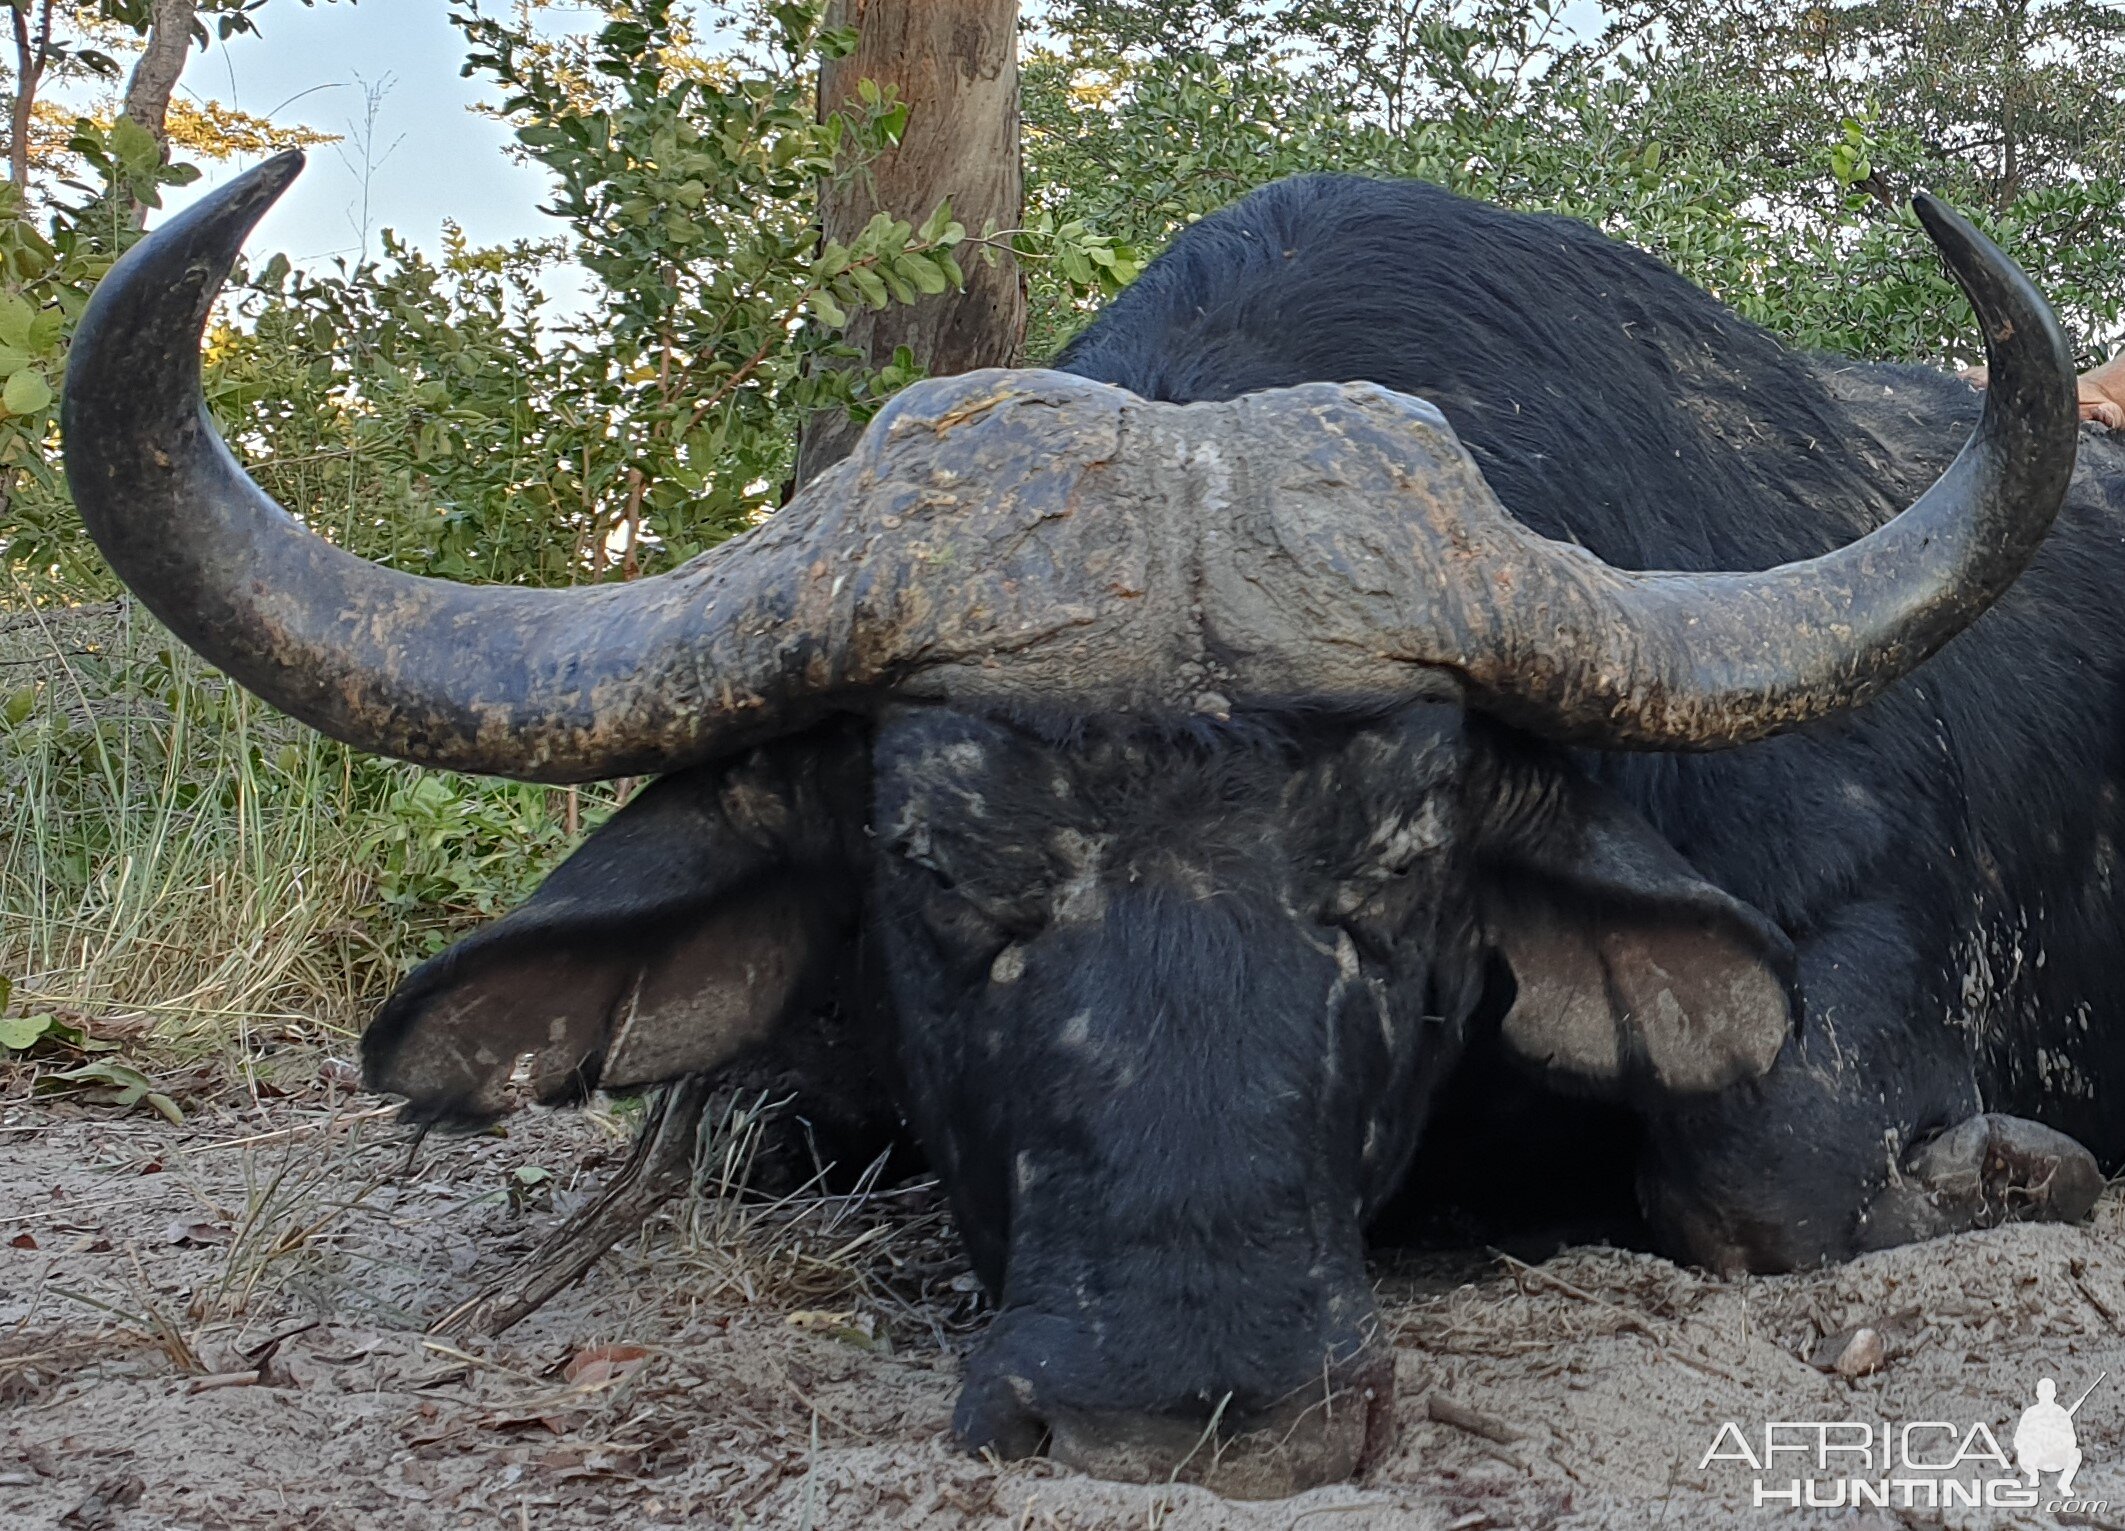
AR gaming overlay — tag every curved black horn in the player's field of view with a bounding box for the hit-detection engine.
[66,163,2080,771]
[63,152,865,783]
[1439,192,2081,748]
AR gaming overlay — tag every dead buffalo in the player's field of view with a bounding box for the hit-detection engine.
[64,155,2106,1495]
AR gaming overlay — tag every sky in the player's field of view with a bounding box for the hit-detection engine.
[145,1,1611,288]
[158,0,592,274]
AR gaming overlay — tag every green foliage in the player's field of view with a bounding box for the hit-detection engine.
[452,0,986,568]
[0,1009,116,1054]
[360,771,591,947]
[0,113,209,590]
[35,1057,184,1123]
[0,605,622,1034]
[12,0,2125,1040]
[1029,0,2125,368]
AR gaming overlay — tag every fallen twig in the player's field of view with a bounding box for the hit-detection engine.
[2069,1258,2124,1332]
[1426,1389,1523,1445]
[184,1369,260,1393]
[181,1104,400,1154]
[1425,1390,1531,1472]
[418,1339,548,1387]
[1497,1252,1735,1380]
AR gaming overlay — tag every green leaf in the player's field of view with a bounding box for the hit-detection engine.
[809,288,847,327]
[0,1013,48,1051]
[899,253,948,296]
[849,266,888,308]
[53,1017,114,1053]
[3,369,52,417]
[49,1060,140,1088]
[597,21,651,54]
[0,292,32,349]
[25,307,60,354]
[916,197,955,244]
[110,115,161,176]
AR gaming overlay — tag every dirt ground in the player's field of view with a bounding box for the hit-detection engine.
[8,1059,2125,1531]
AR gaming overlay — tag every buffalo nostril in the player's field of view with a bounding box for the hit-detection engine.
[952,1370,1049,1462]
[1043,1355,1398,1499]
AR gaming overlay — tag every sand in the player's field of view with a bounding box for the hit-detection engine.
[6,1089,2125,1531]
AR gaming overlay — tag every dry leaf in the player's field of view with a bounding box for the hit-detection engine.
[60,1474,145,1530]
[484,1409,574,1435]
[787,1308,890,1352]
[562,1343,651,1387]
[162,1219,233,1246]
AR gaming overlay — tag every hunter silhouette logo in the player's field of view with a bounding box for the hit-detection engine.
[1702,1369,2112,1512]
[2014,1372,2104,1496]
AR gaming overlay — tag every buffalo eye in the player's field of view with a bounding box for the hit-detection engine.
[1335,878,1426,969]
[1328,805,1451,966]
[895,847,1045,956]
[917,880,1018,956]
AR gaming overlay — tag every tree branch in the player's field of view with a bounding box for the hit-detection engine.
[9,2,40,188]
[120,0,200,223]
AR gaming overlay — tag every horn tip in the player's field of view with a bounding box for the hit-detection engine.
[256,146,308,194]
[1909,191,1971,253]
[155,148,307,259]
[215,147,307,231]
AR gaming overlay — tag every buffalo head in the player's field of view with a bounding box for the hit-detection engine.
[63,152,2079,1495]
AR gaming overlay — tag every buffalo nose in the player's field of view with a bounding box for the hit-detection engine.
[955,1350,1398,1499]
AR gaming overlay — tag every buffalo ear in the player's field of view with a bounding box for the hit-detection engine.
[361,735,863,1126]
[1479,771,1795,1100]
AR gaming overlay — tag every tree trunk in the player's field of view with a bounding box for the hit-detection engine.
[122,0,199,146]
[8,0,54,189]
[120,0,198,225]
[794,0,1025,487]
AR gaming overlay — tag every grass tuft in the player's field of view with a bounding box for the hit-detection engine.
[0,597,616,1053]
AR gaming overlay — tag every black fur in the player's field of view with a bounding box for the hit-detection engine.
[391,173,2125,1471]
[1052,174,2125,1270]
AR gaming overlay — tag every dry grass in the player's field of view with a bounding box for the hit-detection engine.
[1,599,383,1044]
[187,1115,403,1325]
[0,1325,156,1406]
[657,1092,983,1345]
[0,596,618,1060]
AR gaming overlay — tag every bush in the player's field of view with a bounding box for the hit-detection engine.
[9,0,2125,1038]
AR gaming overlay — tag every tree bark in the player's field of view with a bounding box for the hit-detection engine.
[8,0,55,189]
[119,0,198,225]
[121,0,200,147]
[794,0,1025,487]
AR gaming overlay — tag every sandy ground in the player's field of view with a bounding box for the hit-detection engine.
[8,1065,2125,1531]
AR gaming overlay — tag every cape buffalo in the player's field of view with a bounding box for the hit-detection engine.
[65,154,2110,1495]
